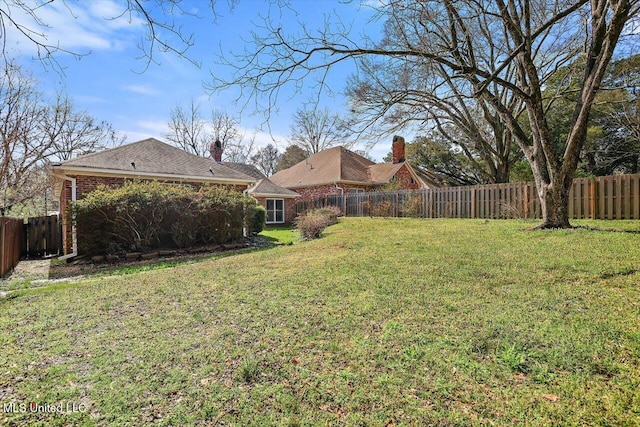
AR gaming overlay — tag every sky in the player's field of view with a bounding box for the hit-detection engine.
[5,0,393,162]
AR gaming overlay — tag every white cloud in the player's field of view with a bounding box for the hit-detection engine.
[134,119,171,135]
[241,129,286,150]
[4,0,143,56]
[73,94,110,105]
[123,85,159,95]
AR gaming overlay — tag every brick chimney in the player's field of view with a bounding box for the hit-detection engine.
[210,139,223,162]
[392,135,405,164]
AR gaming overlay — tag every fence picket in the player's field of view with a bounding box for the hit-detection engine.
[1,217,24,277]
[294,174,640,221]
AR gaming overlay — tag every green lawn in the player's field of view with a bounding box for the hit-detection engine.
[1,218,639,426]
[259,226,299,245]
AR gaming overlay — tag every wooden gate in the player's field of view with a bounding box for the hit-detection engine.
[1,217,24,277]
[26,215,62,257]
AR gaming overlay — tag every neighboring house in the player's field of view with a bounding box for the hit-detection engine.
[50,138,298,255]
[270,135,442,200]
[221,160,300,226]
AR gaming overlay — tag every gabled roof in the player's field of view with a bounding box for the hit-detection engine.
[52,138,255,183]
[367,163,405,184]
[223,162,297,197]
[222,162,267,180]
[270,144,443,190]
[412,165,445,188]
[270,146,376,188]
[247,179,300,198]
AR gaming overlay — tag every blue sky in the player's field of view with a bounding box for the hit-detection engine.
[6,0,392,161]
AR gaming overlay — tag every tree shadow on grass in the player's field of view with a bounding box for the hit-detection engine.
[572,225,640,234]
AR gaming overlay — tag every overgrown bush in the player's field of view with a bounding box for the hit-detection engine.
[295,207,340,240]
[315,205,342,225]
[371,200,393,217]
[248,205,266,234]
[70,181,257,255]
[404,195,424,218]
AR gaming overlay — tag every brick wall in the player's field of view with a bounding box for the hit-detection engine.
[293,175,421,202]
[392,135,406,163]
[60,181,72,254]
[76,176,126,198]
[394,164,420,190]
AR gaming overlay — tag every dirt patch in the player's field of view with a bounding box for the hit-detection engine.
[1,236,275,293]
[0,259,54,292]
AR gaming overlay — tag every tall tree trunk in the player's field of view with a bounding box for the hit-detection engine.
[525,143,574,228]
[535,176,572,228]
[495,159,511,184]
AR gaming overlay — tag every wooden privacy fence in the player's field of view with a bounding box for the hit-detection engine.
[1,217,24,277]
[25,214,62,257]
[295,173,640,220]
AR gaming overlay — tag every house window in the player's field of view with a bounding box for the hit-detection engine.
[349,188,365,194]
[266,199,285,224]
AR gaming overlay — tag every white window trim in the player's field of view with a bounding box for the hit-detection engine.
[266,198,285,224]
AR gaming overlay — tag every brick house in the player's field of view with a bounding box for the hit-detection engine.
[221,160,300,226]
[50,138,298,256]
[270,136,442,200]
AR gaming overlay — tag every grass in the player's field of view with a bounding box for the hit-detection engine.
[259,226,299,245]
[0,218,639,425]
[0,254,235,293]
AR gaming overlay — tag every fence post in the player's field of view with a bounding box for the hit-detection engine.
[634,175,640,219]
[0,219,5,277]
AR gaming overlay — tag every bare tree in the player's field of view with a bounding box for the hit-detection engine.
[0,0,221,72]
[41,93,122,161]
[288,107,350,154]
[211,109,242,155]
[210,109,257,163]
[347,42,525,184]
[166,101,257,162]
[0,61,121,211]
[214,0,640,228]
[250,144,281,176]
[547,54,640,175]
[165,100,211,157]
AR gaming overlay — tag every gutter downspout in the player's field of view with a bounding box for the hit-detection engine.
[242,183,255,238]
[334,182,345,214]
[58,175,78,260]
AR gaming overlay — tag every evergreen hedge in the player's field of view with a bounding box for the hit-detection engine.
[69,181,260,256]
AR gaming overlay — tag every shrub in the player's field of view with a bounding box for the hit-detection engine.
[371,200,393,217]
[404,195,424,218]
[296,213,331,240]
[249,205,266,234]
[499,201,527,219]
[171,216,197,248]
[316,205,342,225]
[70,181,256,256]
[196,186,247,244]
[295,207,339,240]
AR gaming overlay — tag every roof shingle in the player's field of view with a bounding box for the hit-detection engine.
[270,146,376,188]
[55,138,254,182]
[247,179,300,197]
[270,145,442,189]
